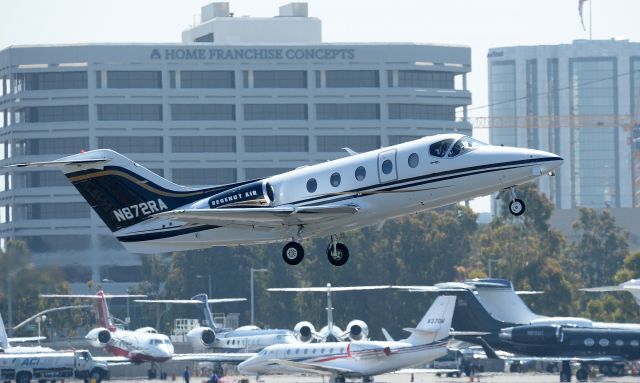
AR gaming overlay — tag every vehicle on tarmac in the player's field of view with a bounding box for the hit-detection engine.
[238,296,456,383]
[13,134,562,266]
[0,349,109,383]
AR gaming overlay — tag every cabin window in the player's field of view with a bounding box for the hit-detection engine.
[355,166,366,181]
[329,348,333,353]
[312,349,316,354]
[447,136,487,158]
[296,349,300,354]
[321,348,325,353]
[631,340,639,347]
[286,350,291,354]
[599,339,609,347]
[408,153,419,168]
[330,172,341,187]
[304,349,308,354]
[616,339,624,346]
[584,338,595,347]
[306,178,317,193]
[429,139,455,158]
[381,159,393,174]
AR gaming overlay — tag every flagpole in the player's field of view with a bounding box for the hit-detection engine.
[589,0,593,40]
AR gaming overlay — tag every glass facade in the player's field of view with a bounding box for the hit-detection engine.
[317,135,380,152]
[388,104,455,120]
[107,71,162,88]
[547,58,561,206]
[244,136,308,152]
[171,104,235,121]
[489,61,517,146]
[316,103,380,120]
[17,105,88,123]
[15,202,90,220]
[244,104,308,120]
[172,136,236,153]
[172,168,237,185]
[245,168,291,180]
[397,70,454,89]
[14,137,88,156]
[325,70,379,88]
[570,58,618,208]
[97,136,163,153]
[97,104,163,121]
[525,59,539,149]
[16,71,87,91]
[180,70,234,88]
[253,70,307,88]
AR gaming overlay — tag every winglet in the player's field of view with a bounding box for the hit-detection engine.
[381,328,395,342]
[342,147,358,156]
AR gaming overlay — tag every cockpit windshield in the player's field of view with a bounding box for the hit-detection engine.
[447,136,488,158]
[429,139,456,158]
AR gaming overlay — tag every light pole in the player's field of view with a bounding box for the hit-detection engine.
[196,274,212,298]
[487,259,500,278]
[250,268,268,325]
[35,315,46,344]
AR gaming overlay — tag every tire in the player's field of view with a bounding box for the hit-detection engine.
[509,199,525,216]
[282,242,304,265]
[576,368,588,382]
[90,370,102,383]
[326,243,349,266]
[17,372,32,383]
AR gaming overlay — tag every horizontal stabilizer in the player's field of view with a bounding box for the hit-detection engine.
[8,157,110,169]
[268,285,389,292]
[41,294,147,299]
[403,326,439,336]
[449,331,490,336]
[135,298,246,304]
[580,286,637,292]
[8,336,46,343]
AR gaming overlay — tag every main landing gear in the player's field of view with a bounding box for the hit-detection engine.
[281,235,350,266]
[508,187,525,216]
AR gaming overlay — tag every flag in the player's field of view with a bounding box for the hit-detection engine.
[578,0,588,31]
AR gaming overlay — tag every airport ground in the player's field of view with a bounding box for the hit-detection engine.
[104,371,640,383]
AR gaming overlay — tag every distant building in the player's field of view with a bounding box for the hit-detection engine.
[488,39,640,210]
[0,2,472,283]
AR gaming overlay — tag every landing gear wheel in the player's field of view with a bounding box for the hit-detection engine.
[576,367,589,382]
[326,243,349,266]
[282,242,304,265]
[509,198,525,216]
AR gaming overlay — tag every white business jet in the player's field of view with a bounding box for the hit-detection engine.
[237,295,456,383]
[268,283,389,343]
[135,293,299,352]
[0,312,53,353]
[13,134,562,266]
[582,279,640,307]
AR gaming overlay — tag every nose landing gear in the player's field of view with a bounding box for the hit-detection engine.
[508,187,525,216]
[282,242,304,265]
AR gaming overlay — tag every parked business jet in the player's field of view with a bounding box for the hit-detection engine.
[582,279,640,307]
[14,134,562,266]
[0,312,53,353]
[268,284,388,343]
[238,295,456,383]
[135,293,299,352]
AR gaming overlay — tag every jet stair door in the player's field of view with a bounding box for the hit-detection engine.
[377,149,398,184]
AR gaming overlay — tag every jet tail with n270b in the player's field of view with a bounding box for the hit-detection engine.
[12,134,562,267]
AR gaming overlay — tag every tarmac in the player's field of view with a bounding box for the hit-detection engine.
[104,371,640,383]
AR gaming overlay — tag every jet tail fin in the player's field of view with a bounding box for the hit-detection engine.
[406,295,456,345]
[191,294,218,329]
[477,337,501,359]
[0,312,9,349]
[381,328,395,342]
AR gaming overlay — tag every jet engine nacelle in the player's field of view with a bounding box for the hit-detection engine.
[500,325,562,344]
[186,327,216,350]
[86,327,112,347]
[294,321,316,343]
[345,320,369,341]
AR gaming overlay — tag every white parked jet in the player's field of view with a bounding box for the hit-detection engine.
[268,284,389,343]
[135,293,299,352]
[14,134,562,266]
[0,312,53,353]
[582,279,640,307]
[238,295,456,383]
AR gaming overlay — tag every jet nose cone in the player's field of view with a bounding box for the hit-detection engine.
[238,360,255,375]
[525,149,563,173]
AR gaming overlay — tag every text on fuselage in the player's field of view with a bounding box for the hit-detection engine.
[113,199,168,222]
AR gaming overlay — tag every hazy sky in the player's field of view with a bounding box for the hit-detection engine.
[2,0,639,212]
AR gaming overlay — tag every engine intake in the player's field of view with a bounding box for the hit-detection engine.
[186,327,217,350]
[97,330,111,344]
[345,320,369,341]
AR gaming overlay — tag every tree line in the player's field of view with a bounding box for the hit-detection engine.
[1,183,638,340]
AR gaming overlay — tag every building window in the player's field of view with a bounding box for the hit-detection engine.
[397,70,454,89]
[97,104,162,121]
[388,135,422,146]
[244,104,308,120]
[330,172,341,187]
[316,103,380,120]
[245,168,291,180]
[244,136,308,152]
[408,153,419,168]
[17,105,88,123]
[325,70,379,88]
[253,71,307,88]
[17,235,91,252]
[17,71,88,91]
[170,104,235,121]
[172,168,237,186]
[171,136,236,153]
[306,178,317,193]
[388,104,455,120]
[13,171,68,189]
[97,136,163,153]
[489,60,517,147]
[106,71,162,88]
[355,166,366,181]
[181,71,234,88]
[13,137,88,156]
[15,202,90,220]
[317,135,380,152]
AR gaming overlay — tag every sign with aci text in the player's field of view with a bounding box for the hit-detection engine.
[151,48,355,61]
